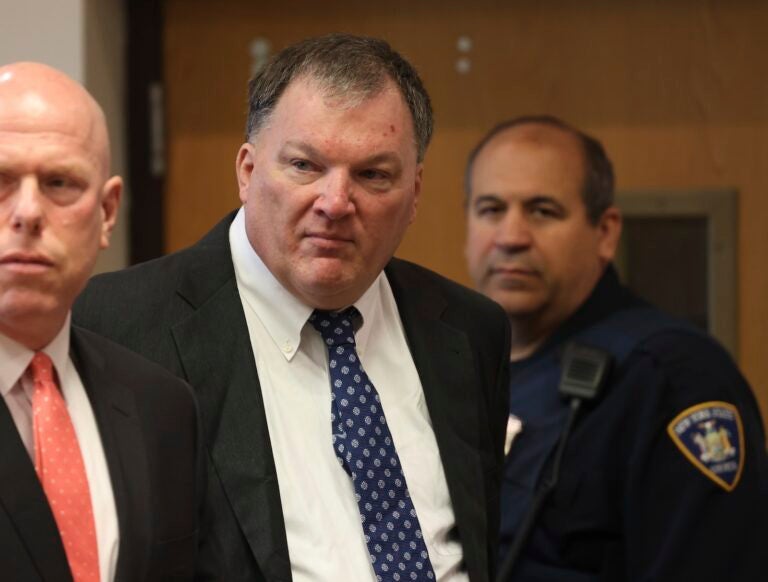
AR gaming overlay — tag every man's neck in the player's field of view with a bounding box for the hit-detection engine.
[507,308,567,362]
[507,270,611,362]
[0,314,67,352]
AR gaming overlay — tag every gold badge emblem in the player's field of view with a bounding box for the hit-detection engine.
[667,401,744,492]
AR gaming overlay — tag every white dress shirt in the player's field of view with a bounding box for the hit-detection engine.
[229,208,468,581]
[0,314,119,581]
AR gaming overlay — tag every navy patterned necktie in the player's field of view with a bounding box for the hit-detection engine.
[310,308,436,581]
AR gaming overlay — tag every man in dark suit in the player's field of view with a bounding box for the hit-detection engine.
[75,34,510,581]
[0,62,202,581]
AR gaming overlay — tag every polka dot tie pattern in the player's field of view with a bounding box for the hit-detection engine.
[30,352,100,582]
[310,308,435,582]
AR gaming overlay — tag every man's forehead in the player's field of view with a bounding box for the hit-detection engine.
[0,63,108,149]
[0,128,99,165]
[291,72,389,105]
[0,105,94,142]
[470,125,587,203]
[268,74,410,128]
[484,123,583,160]
[258,76,417,159]
[475,125,584,180]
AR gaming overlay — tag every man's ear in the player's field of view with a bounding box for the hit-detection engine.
[99,175,122,249]
[597,206,622,263]
[236,143,256,204]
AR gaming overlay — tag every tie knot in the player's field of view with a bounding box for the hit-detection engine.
[30,352,55,384]
[309,307,358,347]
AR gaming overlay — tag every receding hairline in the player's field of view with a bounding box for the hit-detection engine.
[244,34,433,163]
[480,120,584,159]
[248,72,384,136]
[465,116,616,224]
[249,73,420,158]
[468,121,587,188]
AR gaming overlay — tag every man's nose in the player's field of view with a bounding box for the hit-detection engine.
[494,207,532,251]
[9,177,45,235]
[314,170,355,220]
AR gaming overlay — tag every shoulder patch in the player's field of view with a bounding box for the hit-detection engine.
[667,401,744,491]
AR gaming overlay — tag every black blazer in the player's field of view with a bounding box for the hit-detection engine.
[0,327,202,581]
[74,211,510,582]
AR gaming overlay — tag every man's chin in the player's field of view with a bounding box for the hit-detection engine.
[0,290,67,339]
[487,289,544,318]
[294,264,374,309]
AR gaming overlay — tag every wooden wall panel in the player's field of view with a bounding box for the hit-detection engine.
[164,0,768,419]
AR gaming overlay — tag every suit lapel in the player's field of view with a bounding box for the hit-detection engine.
[0,398,72,580]
[386,260,489,581]
[70,328,152,582]
[171,232,290,582]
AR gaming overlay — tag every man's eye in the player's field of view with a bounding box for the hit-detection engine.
[476,204,504,217]
[45,173,85,189]
[359,169,388,181]
[47,177,70,188]
[530,205,560,218]
[42,175,86,202]
[291,160,314,171]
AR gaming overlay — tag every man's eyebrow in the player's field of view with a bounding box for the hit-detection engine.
[39,161,92,182]
[282,140,403,168]
[358,152,402,167]
[44,161,90,174]
[281,140,321,158]
[525,193,560,204]
[525,194,565,208]
[472,194,506,206]
[0,159,90,177]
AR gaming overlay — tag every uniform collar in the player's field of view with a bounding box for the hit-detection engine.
[513,265,642,373]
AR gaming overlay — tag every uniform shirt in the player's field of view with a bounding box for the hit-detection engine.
[229,208,468,581]
[0,315,119,582]
[500,266,768,580]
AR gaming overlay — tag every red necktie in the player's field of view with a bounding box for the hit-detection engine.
[31,352,100,582]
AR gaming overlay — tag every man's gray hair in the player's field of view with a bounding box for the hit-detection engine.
[245,33,433,162]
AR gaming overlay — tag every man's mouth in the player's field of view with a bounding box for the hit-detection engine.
[0,251,55,273]
[489,265,538,277]
[304,233,353,250]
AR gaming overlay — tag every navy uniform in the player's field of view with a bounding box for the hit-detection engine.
[501,266,768,581]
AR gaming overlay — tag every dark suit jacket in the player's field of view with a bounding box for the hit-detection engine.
[0,326,202,581]
[73,211,510,582]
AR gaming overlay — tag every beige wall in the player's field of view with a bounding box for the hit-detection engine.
[0,0,85,79]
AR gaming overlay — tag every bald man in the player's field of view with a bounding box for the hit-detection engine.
[0,62,203,581]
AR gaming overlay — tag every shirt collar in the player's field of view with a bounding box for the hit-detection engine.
[229,207,385,359]
[230,208,314,361]
[349,269,383,353]
[0,313,71,396]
